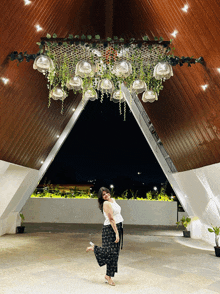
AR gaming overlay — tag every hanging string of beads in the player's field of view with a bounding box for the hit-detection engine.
[124,100,126,121]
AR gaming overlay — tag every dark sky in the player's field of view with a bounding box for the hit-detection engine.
[41,92,166,190]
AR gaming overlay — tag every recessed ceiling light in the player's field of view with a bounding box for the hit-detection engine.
[72,108,76,111]
[201,84,208,90]
[57,135,60,138]
[36,25,43,32]
[41,161,44,164]
[1,77,9,84]
[171,30,178,38]
[24,0,31,5]
[182,4,189,12]
[217,68,220,73]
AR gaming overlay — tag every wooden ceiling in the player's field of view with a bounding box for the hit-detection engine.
[0,0,220,171]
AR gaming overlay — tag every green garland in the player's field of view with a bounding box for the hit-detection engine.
[9,34,204,116]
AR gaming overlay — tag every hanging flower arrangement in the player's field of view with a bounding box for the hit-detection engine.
[9,34,204,119]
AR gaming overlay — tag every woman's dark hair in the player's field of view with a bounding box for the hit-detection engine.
[98,187,110,213]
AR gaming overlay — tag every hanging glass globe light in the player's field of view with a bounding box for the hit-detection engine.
[132,80,147,94]
[112,90,126,103]
[75,60,96,78]
[33,55,54,73]
[84,89,98,101]
[153,61,173,81]
[50,87,67,101]
[66,76,83,91]
[98,79,114,93]
[142,90,158,103]
[112,60,132,78]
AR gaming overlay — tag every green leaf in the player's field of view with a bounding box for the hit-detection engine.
[63,42,68,47]
[95,35,100,40]
[208,228,214,233]
[46,34,51,39]
[87,35,92,40]
[53,33,57,38]
[159,36,164,43]
[170,39,173,43]
[39,49,44,54]
[68,34,73,39]
[106,37,112,41]
[74,35,79,39]
[46,41,51,46]
[39,44,43,49]
[130,38,135,42]
[148,45,152,50]
[154,36,158,41]
[119,38,124,42]
[113,36,118,40]
[142,36,149,41]
[36,42,41,46]
[81,34,86,39]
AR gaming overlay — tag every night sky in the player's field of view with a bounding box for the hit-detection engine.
[40,92,168,193]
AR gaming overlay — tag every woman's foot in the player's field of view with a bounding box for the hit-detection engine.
[105,275,115,286]
[86,245,94,252]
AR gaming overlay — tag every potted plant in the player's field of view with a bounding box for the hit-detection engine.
[208,225,220,257]
[176,216,191,237]
[16,213,25,233]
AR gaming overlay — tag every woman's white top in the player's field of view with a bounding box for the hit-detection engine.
[103,198,124,226]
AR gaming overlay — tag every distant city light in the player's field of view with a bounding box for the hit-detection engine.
[1,77,9,84]
[171,30,178,38]
[35,25,43,32]
[181,4,189,12]
[201,84,208,91]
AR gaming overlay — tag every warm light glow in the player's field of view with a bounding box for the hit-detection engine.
[110,185,114,189]
[201,84,208,90]
[72,108,76,111]
[182,4,189,12]
[137,172,141,175]
[153,186,158,191]
[1,77,9,84]
[217,68,220,73]
[57,135,59,138]
[41,161,44,164]
[35,25,43,32]
[171,30,178,38]
[24,0,31,5]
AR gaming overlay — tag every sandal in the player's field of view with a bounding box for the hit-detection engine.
[105,275,115,286]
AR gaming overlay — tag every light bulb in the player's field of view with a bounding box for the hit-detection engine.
[1,77,9,84]
[24,0,31,5]
[171,30,178,38]
[36,25,43,32]
[201,84,208,91]
[182,4,189,12]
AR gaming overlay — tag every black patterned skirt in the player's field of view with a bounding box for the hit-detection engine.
[93,222,123,277]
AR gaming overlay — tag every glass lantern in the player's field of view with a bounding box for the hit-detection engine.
[153,61,173,81]
[33,55,54,73]
[75,60,96,78]
[142,90,158,103]
[112,90,126,103]
[66,76,83,91]
[84,89,98,101]
[112,60,132,78]
[132,80,147,94]
[50,87,67,101]
[98,79,114,93]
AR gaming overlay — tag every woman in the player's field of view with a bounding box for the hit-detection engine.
[86,187,124,286]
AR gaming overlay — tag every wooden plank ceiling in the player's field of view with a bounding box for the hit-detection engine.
[0,0,220,172]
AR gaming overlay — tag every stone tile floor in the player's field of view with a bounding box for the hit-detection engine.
[0,223,219,294]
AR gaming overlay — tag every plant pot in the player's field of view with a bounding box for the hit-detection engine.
[16,226,25,234]
[183,230,190,238]
[214,246,220,257]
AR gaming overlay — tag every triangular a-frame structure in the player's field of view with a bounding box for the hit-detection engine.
[1,0,220,244]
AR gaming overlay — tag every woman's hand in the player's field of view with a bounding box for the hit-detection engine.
[115,233,120,243]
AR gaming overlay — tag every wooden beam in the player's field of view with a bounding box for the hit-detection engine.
[105,0,113,39]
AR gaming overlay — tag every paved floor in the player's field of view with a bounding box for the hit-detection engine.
[0,223,220,294]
